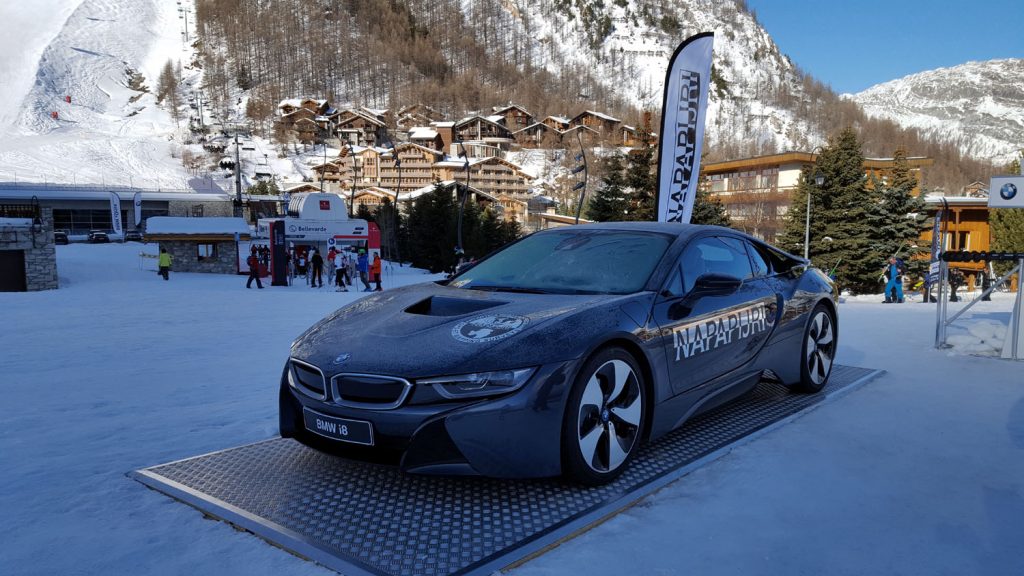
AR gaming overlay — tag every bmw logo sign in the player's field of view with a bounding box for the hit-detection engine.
[1000,183,1018,201]
[331,353,351,365]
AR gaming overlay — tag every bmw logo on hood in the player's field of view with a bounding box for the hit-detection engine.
[331,353,351,365]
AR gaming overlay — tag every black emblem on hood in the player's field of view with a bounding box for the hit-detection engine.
[452,315,529,343]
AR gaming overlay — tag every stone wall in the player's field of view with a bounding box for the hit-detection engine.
[0,207,58,291]
[159,240,239,274]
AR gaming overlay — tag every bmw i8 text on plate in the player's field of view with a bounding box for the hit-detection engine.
[280,222,837,485]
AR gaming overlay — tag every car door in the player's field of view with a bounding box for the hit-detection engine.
[651,235,777,395]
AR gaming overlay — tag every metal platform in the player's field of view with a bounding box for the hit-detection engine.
[133,365,883,576]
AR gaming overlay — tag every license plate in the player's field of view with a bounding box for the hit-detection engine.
[302,408,374,446]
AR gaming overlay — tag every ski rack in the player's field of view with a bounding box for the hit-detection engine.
[935,251,1024,360]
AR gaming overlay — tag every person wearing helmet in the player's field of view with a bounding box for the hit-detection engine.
[357,249,371,291]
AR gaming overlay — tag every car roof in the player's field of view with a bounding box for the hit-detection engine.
[553,221,735,240]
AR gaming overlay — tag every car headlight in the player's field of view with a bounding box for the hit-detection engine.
[418,368,537,399]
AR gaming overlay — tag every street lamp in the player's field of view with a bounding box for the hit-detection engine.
[455,136,470,258]
[804,168,825,260]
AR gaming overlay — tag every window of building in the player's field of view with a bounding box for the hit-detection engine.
[197,243,216,260]
[191,205,204,217]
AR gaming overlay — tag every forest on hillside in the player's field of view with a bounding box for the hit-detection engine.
[193,0,998,194]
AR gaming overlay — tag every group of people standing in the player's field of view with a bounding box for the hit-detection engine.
[882,255,996,303]
[286,246,383,292]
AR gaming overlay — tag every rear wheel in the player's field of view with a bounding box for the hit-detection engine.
[793,304,836,393]
[562,347,646,486]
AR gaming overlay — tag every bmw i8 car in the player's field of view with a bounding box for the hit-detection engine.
[280,222,837,485]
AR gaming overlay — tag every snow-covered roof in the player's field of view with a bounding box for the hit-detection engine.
[545,115,570,125]
[361,106,388,117]
[278,98,303,109]
[431,121,455,128]
[579,110,621,123]
[924,195,989,206]
[0,188,232,203]
[409,127,438,140]
[146,217,250,236]
[486,114,505,124]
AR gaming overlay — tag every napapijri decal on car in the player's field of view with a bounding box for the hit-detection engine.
[452,315,530,343]
[672,302,774,360]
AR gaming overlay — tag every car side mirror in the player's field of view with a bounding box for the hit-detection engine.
[690,273,742,297]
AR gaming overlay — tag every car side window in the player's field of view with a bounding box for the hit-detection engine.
[745,241,771,277]
[661,266,685,298]
[680,237,754,291]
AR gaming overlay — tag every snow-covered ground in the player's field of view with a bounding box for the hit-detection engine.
[1,245,1022,575]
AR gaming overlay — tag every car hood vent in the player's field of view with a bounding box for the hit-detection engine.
[404,296,506,317]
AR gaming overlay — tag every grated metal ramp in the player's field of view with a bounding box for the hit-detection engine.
[133,365,883,576]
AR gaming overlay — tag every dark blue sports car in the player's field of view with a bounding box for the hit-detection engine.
[280,223,837,485]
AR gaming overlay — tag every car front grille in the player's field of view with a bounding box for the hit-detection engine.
[331,374,412,410]
[290,360,326,398]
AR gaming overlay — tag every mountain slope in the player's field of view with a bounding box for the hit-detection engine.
[848,59,1024,165]
[0,0,197,189]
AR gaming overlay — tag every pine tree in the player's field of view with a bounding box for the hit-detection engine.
[689,186,732,228]
[585,154,628,222]
[867,148,929,279]
[782,128,879,294]
[624,141,655,221]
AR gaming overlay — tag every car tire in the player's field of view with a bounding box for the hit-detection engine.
[793,303,836,393]
[562,346,646,486]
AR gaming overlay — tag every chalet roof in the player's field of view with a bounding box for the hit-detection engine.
[398,103,441,117]
[486,114,505,124]
[574,110,621,123]
[409,127,439,140]
[431,121,455,128]
[391,142,444,158]
[336,109,385,127]
[283,183,321,193]
[278,98,328,110]
[453,115,507,131]
[282,108,316,118]
[512,122,552,135]
[492,103,532,116]
[360,106,389,118]
[545,115,571,125]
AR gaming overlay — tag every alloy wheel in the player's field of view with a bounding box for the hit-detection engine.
[576,359,643,473]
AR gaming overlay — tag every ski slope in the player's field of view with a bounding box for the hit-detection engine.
[0,0,195,189]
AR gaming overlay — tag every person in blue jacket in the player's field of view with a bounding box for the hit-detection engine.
[882,256,906,303]
[357,249,371,292]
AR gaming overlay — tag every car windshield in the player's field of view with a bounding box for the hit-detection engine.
[450,229,673,295]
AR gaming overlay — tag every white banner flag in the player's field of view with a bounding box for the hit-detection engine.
[656,32,714,224]
[133,191,142,227]
[109,192,123,236]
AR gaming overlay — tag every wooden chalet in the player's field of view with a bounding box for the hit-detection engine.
[560,124,600,146]
[334,110,387,147]
[407,126,444,151]
[570,110,621,136]
[491,104,534,132]
[278,98,330,117]
[512,122,560,148]
[352,186,397,211]
[542,115,571,131]
[453,116,514,150]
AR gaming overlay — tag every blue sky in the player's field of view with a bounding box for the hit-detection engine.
[745,0,1023,94]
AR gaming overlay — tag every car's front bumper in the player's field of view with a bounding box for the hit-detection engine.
[279,360,580,479]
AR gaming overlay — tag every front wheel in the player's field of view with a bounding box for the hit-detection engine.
[562,347,646,486]
[793,304,836,393]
